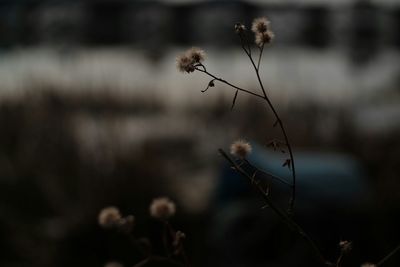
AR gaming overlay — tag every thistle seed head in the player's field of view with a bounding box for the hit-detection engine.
[98,206,122,228]
[149,197,176,220]
[187,47,205,63]
[176,54,195,73]
[176,47,206,73]
[252,17,270,34]
[230,139,252,159]
[255,31,274,47]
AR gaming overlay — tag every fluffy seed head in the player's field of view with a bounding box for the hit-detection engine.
[176,54,195,73]
[252,17,270,34]
[98,206,122,228]
[149,197,176,220]
[176,47,206,73]
[230,140,252,159]
[104,262,124,267]
[361,263,376,267]
[255,31,274,47]
[339,240,352,253]
[187,47,205,63]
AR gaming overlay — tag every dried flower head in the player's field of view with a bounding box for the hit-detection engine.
[230,139,252,159]
[339,240,352,253]
[104,262,124,267]
[255,31,274,47]
[252,17,270,34]
[98,206,122,228]
[186,47,205,63]
[234,23,246,34]
[176,47,206,73]
[176,53,195,73]
[149,197,176,220]
[361,263,376,267]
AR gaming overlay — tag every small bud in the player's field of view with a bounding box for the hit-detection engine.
[98,206,122,228]
[116,215,135,233]
[208,80,215,87]
[339,240,352,254]
[230,140,252,159]
[173,231,186,246]
[149,197,176,220]
[234,23,246,34]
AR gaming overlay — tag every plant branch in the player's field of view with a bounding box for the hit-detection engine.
[243,159,293,187]
[239,34,297,213]
[219,149,333,266]
[194,67,265,100]
[257,43,265,70]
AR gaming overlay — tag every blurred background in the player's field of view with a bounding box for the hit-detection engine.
[0,0,400,266]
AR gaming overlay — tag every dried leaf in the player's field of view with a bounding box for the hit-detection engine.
[201,79,216,92]
[282,158,291,169]
[231,90,239,110]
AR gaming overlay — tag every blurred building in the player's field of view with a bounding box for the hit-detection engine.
[0,0,399,54]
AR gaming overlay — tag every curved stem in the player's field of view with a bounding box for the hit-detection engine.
[240,36,297,213]
[219,149,333,266]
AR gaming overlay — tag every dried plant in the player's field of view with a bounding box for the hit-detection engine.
[177,17,400,267]
[98,198,189,267]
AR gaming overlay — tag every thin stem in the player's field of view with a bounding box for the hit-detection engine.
[164,221,190,267]
[257,43,265,70]
[162,222,171,258]
[239,34,297,213]
[336,251,344,267]
[194,67,265,100]
[377,243,400,266]
[219,149,333,266]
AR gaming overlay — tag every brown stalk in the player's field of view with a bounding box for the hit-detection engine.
[219,148,334,266]
[238,31,297,213]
